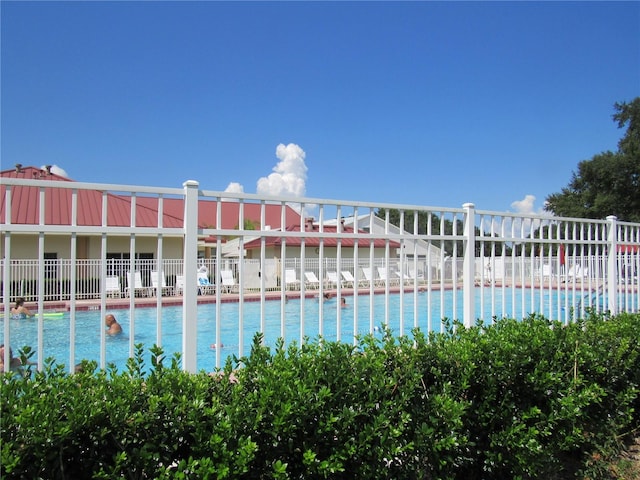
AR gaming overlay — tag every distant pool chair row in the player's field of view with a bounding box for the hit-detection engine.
[124,271,172,298]
[105,266,414,298]
[104,271,177,298]
[174,269,239,296]
[285,269,329,290]
[281,267,406,292]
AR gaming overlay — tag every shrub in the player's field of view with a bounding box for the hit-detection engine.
[1,313,639,479]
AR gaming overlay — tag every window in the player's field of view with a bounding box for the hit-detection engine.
[44,252,57,279]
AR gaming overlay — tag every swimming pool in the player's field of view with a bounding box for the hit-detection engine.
[0,286,627,372]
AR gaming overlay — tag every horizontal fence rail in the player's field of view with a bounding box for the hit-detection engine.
[1,177,639,373]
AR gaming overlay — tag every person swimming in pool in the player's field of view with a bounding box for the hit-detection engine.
[105,314,123,335]
[0,344,26,372]
[10,297,34,319]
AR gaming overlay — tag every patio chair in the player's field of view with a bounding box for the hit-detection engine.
[474,262,490,286]
[563,263,588,283]
[285,269,301,290]
[175,275,185,296]
[151,271,172,296]
[395,270,408,285]
[125,271,149,297]
[304,271,320,289]
[197,272,215,295]
[340,271,356,288]
[325,271,340,289]
[376,266,398,286]
[220,269,238,293]
[105,275,121,298]
[362,267,380,287]
[537,264,554,282]
[396,270,419,286]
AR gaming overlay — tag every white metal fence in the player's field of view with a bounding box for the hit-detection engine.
[1,177,639,372]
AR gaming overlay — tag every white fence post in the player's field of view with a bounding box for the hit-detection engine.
[182,180,200,373]
[606,215,618,315]
[463,203,476,328]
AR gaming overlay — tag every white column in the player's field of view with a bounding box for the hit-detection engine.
[606,215,618,316]
[463,203,476,328]
[182,180,200,373]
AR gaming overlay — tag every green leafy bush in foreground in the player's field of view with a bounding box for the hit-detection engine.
[2,312,639,479]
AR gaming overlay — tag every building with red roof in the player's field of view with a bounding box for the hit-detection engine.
[224,217,401,259]
[2,166,401,299]
[0,165,301,262]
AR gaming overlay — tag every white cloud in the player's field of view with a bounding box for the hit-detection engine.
[479,195,542,238]
[507,194,545,236]
[256,143,308,197]
[224,182,244,194]
[510,194,537,215]
[42,164,69,178]
[220,182,244,202]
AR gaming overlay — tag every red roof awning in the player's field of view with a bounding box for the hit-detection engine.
[617,244,639,253]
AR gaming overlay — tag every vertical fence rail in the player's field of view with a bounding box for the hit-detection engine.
[463,203,476,328]
[607,216,618,316]
[182,180,200,373]
[2,185,12,371]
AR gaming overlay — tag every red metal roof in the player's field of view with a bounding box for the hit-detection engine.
[618,244,639,253]
[243,223,401,249]
[1,166,300,229]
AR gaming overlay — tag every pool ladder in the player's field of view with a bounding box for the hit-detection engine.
[577,285,606,311]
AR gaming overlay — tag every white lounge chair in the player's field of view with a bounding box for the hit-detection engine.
[220,270,238,293]
[325,271,340,289]
[304,271,320,289]
[285,269,301,290]
[362,267,380,287]
[396,270,420,286]
[376,266,398,286]
[175,275,185,296]
[395,270,410,285]
[151,270,172,296]
[340,271,356,288]
[564,264,588,282]
[105,275,121,298]
[197,272,215,295]
[538,264,554,281]
[125,271,149,297]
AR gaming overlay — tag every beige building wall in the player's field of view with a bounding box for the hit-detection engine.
[1,234,184,259]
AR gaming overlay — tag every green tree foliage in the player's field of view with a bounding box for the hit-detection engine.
[226,218,259,241]
[545,98,640,222]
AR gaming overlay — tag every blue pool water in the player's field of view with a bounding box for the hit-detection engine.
[1,286,629,372]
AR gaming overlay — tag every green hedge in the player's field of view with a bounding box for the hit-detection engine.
[2,312,639,479]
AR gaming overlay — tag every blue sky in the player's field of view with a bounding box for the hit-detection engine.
[2,1,638,216]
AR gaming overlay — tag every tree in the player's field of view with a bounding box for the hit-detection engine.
[225,219,259,241]
[545,98,640,222]
[614,98,640,158]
